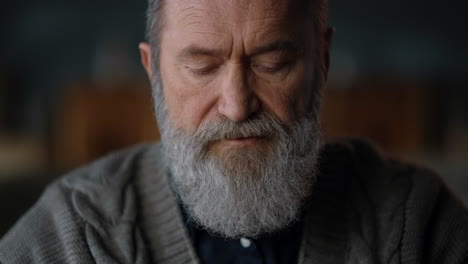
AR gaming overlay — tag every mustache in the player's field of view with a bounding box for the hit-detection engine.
[193,112,288,142]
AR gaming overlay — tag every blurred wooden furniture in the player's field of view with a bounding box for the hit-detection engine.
[322,78,428,154]
[54,80,160,169]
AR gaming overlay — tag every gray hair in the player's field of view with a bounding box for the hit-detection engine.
[144,0,329,70]
[145,0,164,72]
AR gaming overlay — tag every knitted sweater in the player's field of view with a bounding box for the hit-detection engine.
[0,139,467,264]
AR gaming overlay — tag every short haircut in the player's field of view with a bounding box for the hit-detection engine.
[145,0,328,70]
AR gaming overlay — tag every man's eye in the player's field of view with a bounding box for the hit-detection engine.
[252,61,291,74]
[186,65,219,76]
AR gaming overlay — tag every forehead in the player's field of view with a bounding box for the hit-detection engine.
[161,0,307,54]
[167,0,292,23]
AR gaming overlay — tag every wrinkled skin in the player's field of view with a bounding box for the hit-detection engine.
[140,0,332,157]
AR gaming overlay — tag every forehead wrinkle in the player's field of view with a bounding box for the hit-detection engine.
[245,20,283,37]
[195,33,229,52]
[171,2,234,34]
[240,2,291,41]
[246,28,283,38]
[243,22,287,54]
[167,0,303,60]
[171,0,224,27]
[191,31,225,38]
[244,0,289,17]
[176,8,208,28]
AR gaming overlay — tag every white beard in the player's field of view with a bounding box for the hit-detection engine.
[158,108,322,238]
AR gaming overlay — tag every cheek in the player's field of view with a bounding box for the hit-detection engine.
[254,61,309,123]
[159,55,219,133]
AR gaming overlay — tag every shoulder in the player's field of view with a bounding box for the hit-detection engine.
[51,142,161,226]
[321,138,443,207]
[321,138,468,263]
[0,143,161,263]
[57,143,158,225]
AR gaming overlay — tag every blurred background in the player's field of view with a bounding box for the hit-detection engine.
[0,0,467,236]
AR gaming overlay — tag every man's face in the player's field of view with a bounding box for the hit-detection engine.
[155,0,318,156]
[140,0,330,238]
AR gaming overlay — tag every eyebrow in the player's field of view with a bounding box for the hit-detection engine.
[176,39,302,60]
[248,39,302,57]
[177,45,224,60]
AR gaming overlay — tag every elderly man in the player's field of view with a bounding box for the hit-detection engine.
[1,0,467,263]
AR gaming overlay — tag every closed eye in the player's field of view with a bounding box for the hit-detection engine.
[251,61,293,74]
[186,65,220,76]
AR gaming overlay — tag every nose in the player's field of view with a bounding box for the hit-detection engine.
[217,63,260,122]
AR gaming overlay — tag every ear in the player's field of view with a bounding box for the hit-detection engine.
[323,27,335,81]
[139,42,153,82]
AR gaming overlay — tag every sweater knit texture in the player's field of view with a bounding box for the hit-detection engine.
[0,139,467,264]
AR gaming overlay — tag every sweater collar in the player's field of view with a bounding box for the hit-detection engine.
[136,142,351,264]
[136,143,200,264]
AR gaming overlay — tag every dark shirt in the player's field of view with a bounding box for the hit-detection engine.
[180,205,303,264]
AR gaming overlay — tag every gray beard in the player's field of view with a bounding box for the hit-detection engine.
[153,79,322,238]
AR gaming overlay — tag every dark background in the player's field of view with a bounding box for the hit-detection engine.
[0,0,467,236]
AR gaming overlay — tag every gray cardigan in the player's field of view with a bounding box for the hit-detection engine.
[1,139,467,263]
